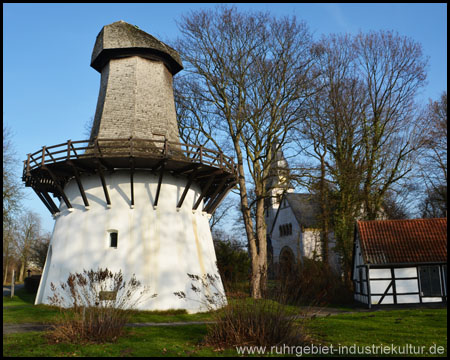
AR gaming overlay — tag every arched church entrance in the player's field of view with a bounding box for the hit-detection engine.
[279,246,296,279]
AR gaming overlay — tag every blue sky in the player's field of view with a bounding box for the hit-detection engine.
[3,3,447,233]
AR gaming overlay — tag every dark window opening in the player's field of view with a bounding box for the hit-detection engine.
[110,232,118,248]
[419,266,442,297]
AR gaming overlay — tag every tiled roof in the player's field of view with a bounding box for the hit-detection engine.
[357,218,447,265]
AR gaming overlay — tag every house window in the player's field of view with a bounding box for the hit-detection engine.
[109,231,118,248]
[419,266,442,297]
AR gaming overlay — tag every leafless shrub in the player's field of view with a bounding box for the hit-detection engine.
[175,272,310,348]
[47,268,156,343]
[274,259,353,306]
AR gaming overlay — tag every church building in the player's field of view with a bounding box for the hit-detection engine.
[264,146,340,276]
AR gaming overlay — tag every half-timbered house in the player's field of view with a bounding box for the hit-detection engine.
[353,218,447,307]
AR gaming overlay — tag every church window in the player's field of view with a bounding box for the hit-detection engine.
[279,223,293,237]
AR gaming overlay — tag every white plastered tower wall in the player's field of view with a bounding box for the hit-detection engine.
[36,171,225,313]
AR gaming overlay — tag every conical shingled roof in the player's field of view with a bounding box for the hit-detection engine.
[91,20,183,74]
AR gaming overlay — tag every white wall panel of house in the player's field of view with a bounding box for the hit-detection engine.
[370,280,393,294]
[371,295,394,304]
[397,295,420,303]
[369,268,391,279]
[395,279,418,294]
[394,267,417,278]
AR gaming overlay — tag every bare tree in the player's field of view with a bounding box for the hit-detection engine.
[419,91,447,217]
[30,231,51,271]
[174,6,317,298]
[356,30,428,220]
[297,34,368,283]
[296,31,428,285]
[3,125,23,284]
[3,219,19,285]
[3,125,23,225]
[15,211,42,281]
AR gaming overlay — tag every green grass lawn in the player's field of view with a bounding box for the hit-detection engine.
[305,309,447,357]
[3,289,447,357]
[3,326,239,357]
[3,288,213,324]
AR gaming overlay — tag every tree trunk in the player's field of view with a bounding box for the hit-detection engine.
[319,154,329,266]
[3,262,9,285]
[254,194,268,298]
[19,259,25,282]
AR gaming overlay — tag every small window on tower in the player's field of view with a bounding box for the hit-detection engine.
[109,231,118,248]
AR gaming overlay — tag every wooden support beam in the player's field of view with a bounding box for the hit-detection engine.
[390,268,397,305]
[366,265,372,309]
[41,191,61,214]
[203,177,228,213]
[32,188,56,215]
[25,154,31,176]
[174,163,200,176]
[151,158,166,173]
[98,157,113,171]
[195,169,224,179]
[193,175,216,210]
[377,280,393,305]
[68,161,89,207]
[130,158,135,207]
[206,182,234,214]
[153,161,166,207]
[97,165,111,206]
[42,166,72,209]
[176,166,200,209]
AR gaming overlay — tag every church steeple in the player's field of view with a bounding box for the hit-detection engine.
[265,143,294,226]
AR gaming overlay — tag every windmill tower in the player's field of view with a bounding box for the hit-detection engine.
[22,21,237,313]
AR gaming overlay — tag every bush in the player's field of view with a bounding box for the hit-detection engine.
[213,239,251,295]
[176,273,309,348]
[274,259,353,306]
[24,275,41,294]
[205,298,309,348]
[47,268,155,343]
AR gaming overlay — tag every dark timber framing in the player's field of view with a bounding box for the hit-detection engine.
[204,177,228,214]
[153,161,166,208]
[176,165,200,209]
[205,181,235,214]
[68,160,89,207]
[33,188,57,215]
[41,191,60,214]
[130,158,135,207]
[42,165,72,210]
[96,162,111,206]
[193,175,216,210]
[354,263,447,307]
